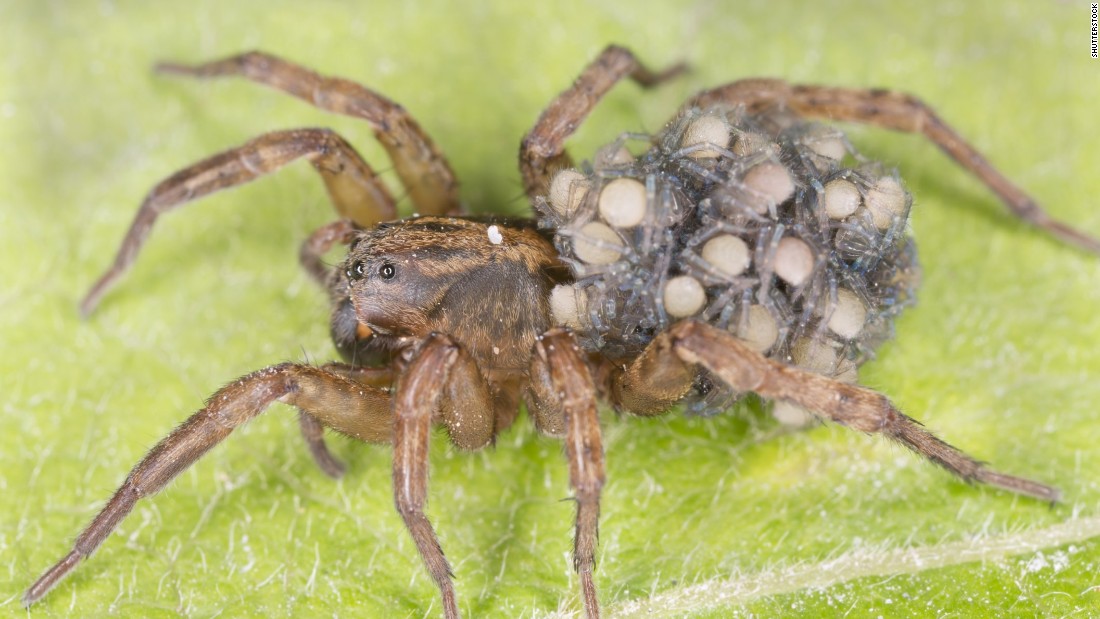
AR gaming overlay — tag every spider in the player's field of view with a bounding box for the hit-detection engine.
[23,45,1098,618]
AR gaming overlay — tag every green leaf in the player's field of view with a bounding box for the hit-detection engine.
[3,2,1098,617]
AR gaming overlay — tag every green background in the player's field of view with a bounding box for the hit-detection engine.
[3,1,1099,617]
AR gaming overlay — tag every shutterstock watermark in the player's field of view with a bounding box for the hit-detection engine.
[1093,3,1098,59]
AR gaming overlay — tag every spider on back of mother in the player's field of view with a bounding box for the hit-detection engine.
[25,45,1096,618]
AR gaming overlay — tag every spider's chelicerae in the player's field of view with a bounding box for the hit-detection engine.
[24,46,1098,617]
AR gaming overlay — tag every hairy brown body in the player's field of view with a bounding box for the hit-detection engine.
[342,216,568,436]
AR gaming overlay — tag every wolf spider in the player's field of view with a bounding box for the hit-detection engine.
[24,46,1096,618]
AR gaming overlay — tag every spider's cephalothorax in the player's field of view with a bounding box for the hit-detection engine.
[536,106,922,415]
[334,216,564,369]
[26,46,1097,619]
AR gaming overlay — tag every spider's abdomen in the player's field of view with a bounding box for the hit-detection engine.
[536,106,921,414]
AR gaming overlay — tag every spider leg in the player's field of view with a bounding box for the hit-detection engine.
[519,45,686,201]
[391,333,496,619]
[81,128,395,315]
[688,80,1100,255]
[300,218,360,286]
[298,409,347,479]
[294,362,397,479]
[606,331,695,416]
[157,51,461,217]
[22,363,393,607]
[664,321,1058,502]
[529,329,605,619]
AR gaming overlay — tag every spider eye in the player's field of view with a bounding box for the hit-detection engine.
[347,260,366,281]
[379,263,396,280]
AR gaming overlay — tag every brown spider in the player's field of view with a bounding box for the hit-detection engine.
[23,45,1097,618]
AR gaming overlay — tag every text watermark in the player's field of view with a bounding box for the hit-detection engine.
[1093,3,1098,58]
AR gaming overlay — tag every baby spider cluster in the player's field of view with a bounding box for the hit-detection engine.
[539,106,920,415]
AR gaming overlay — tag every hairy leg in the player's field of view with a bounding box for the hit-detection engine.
[389,335,500,617]
[667,321,1058,501]
[299,219,360,286]
[605,331,696,416]
[530,329,606,618]
[23,363,392,607]
[298,410,347,479]
[295,362,398,479]
[688,80,1100,255]
[158,51,461,217]
[391,334,460,619]
[519,45,686,200]
[82,128,394,315]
